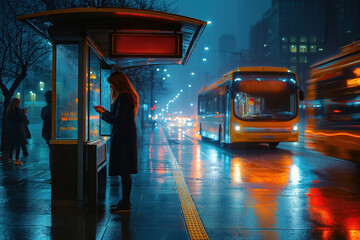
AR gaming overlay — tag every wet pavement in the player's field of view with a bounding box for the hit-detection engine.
[0,123,360,239]
[165,124,360,239]
[0,124,187,240]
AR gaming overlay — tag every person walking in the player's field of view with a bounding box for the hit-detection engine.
[5,98,28,165]
[94,72,139,213]
[41,90,52,177]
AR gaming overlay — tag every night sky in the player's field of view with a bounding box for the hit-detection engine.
[159,0,271,116]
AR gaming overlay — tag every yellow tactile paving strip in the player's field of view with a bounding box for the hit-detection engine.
[167,145,209,240]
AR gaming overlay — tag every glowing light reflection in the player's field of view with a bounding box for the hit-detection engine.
[290,165,301,185]
[305,129,360,139]
[231,159,242,184]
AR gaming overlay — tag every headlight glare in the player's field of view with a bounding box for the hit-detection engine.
[292,122,299,132]
[233,122,241,132]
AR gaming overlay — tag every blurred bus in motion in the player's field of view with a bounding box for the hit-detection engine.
[198,67,303,148]
[306,40,360,161]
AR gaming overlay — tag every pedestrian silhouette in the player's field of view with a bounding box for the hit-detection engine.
[5,98,27,165]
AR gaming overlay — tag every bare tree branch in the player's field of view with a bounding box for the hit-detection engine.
[0,0,51,151]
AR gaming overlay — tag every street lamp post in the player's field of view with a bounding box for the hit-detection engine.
[150,70,154,125]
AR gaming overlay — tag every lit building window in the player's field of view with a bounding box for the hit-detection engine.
[310,45,317,53]
[281,36,288,42]
[300,36,307,42]
[282,44,288,53]
[290,36,297,42]
[290,56,297,63]
[299,45,307,53]
[290,45,297,53]
[300,56,307,63]
[310,35,317,42]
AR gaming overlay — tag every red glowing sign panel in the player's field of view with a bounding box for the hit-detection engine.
[111,33,182,58]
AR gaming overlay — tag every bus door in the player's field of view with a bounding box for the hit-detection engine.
[224,91,231,143]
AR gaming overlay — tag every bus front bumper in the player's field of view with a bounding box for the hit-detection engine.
[231,131,299,143]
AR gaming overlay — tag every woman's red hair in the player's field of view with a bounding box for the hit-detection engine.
[107,72,139,116]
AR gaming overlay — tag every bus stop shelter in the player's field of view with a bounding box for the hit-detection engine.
[17,8,206,206]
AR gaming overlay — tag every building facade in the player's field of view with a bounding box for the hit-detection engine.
[248,0,360,88]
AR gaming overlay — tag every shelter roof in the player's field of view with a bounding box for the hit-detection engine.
[17,8,206,68]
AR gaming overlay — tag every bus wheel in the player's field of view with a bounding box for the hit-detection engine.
[269,142,279,148]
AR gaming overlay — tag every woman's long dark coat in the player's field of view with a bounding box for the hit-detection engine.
[102,93,138,176]
[6,107,27,146]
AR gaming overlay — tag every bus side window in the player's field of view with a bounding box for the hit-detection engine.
[198,95,202,114]
[213,92,219,114]
[206,93,211,115]
[218,92,223,114]
[210,91,215,114]
[222,92,227,115]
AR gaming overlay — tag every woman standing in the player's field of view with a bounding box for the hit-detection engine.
[6,98,28,165]
[94,72,139,213]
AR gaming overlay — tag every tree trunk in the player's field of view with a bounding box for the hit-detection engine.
[1,96,10,154]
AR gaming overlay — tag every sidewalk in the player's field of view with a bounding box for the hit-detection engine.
[0,124,189,240]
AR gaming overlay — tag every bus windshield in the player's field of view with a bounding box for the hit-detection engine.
[233,72,298,121]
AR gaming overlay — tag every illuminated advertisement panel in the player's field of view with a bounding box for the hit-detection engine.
[111,33,182,58]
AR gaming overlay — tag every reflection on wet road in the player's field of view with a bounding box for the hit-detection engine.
[164,125,360,239]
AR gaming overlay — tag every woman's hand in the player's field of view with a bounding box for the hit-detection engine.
[93,105,106,114]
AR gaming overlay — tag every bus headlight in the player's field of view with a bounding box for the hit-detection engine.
[292,122,299,132]
[233,122,241,132]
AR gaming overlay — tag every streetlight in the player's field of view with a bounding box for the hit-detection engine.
[188,84,192,88]
[202,58,207,62]
[39,81,44,91]
[191,72,195,75]
[204,47,209,51]
[207,20,212,24]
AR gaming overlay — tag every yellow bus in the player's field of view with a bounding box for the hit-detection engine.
[305,40,360,161]
[198,66,303,148]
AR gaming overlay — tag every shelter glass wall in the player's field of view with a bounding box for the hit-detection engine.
[100,69,111,135]
[87,47,101,141]
[55,44,78,139]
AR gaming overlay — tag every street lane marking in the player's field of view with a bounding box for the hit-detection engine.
[167,145,209,240]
